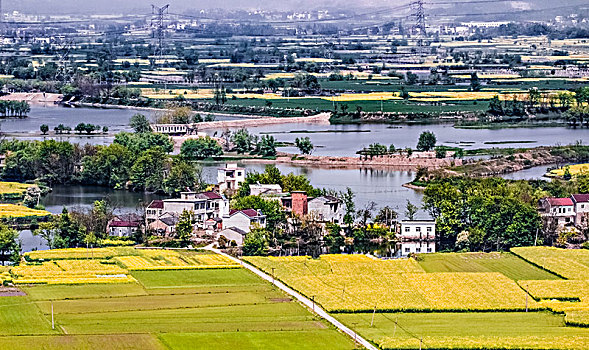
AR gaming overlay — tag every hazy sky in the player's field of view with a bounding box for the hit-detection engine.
[4,1,581,15]
[6,0,409,14]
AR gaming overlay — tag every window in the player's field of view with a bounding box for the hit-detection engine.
[427,248,432,253]
[416,248,421,253]
[416,227,421,232]
[405,248,410,252]
[405,227,410,232]
[427,227,432,232]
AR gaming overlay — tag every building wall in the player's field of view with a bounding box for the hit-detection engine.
[308,200,344,223]
[218,230,245,246]
[292,192,308,217]
[223,213,254,233]
[400,222,436,241]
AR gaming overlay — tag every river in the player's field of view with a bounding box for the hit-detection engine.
[206,122,589,157]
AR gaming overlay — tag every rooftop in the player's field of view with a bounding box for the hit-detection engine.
[572,194,589,203]
[545,197,574,206]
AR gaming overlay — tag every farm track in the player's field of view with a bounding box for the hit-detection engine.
[204,246,378,350]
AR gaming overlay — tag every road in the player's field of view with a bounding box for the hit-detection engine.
[204,246,379,350]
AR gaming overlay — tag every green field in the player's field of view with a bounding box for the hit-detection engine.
[0,268,356,349]
[417,252,560,280]
[338,312,589,349]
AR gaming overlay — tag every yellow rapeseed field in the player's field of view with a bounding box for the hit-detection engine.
[115,249,239,270]
[245,255,535,312]
[0,181,34,196]
[511,247,589,280]
[0,204,51,219]
[548,163,589,177]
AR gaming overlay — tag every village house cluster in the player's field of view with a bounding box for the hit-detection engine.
[539,194,589,228]
[105,163,440,252]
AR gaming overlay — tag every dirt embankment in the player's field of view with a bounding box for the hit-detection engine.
[449,147,586,177]
[194,112,332,130]
[0,92,62,104]
[243,152,462,170]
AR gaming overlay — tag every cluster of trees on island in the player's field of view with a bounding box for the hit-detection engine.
[0,100,30,118]
[40,123,108,135]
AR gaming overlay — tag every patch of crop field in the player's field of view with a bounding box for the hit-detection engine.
[566,310,589,327]
[132,269,264,291]
[115,249,239,270]
[417,252,560,280]
[511,247,589,279]
[519,280,589,301]
[0,334,165,350]
[36,290,277,315]
[337,312,589,349]
[22,282,148,300]
[245,255,537,312]
[14,267,354,349]
[55,302,323,334]
[0,297,56,335]
[0,204,51,219]
[548,163,589,177]
[159,330,357,350]
[0,181,35,199]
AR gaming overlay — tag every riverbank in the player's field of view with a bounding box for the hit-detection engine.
[0,92,62,104]
[241,152,462,170]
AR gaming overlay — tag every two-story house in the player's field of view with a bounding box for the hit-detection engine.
[146,191,230,232]
[308,196,345,223]
[398,220,436,257]
[222,209,267,233]
[571,194,589,227]
[539,197,576,227]
[218,163,245,192]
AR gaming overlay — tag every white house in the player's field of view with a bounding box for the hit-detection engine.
[222,209,266,233]
[571,194,589,226]
[398,220,436,257]
[308,196,345,223]
[217,227,248,246]
[107,219,140,237]
[146,191,229,229]
[539,197,576,226]
[250,183,283,196]
[218,164,245,192]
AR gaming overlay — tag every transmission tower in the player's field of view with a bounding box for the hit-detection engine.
[411,0,427,47]
[151,4,169,58]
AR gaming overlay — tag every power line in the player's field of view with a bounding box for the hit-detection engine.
[151,4,169,58]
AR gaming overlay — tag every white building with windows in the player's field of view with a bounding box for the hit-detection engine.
[398,220,436,257]
[218,164,246,192]
[146,191,230,230]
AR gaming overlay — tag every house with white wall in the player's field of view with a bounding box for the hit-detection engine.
[222,209,266,233]
[397,220,436,257]
[218,164,245,192]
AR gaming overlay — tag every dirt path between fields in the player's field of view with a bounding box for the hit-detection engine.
[203,245,378,350]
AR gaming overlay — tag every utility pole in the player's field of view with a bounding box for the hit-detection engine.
[370,304,377,327]
[411,0,427,48]
[151,4,170,58]
[51,301,54,330]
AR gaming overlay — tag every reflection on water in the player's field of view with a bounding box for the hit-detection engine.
[40,185,165,215]
[206,122,589,157]
[201,162,425,217]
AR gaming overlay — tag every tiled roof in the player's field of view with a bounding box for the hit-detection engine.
[109,220,140,228]
[572,194,589,203]
[148,200,164,209]
[545,197,574,206]
[229,209,260,218]
[202,191,223,200]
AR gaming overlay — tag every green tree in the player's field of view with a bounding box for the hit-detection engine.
[180,137,223,161]
[242,227,269,256]
[435,147,447,159]
[175,210,193,246]
[405,200,419,220]
[40,124,49,135]
[488,96,504,115]
[417,131,437,151]
[81,143,133,188]
[295,137,314,155]
[0,223,20,265]
[114,132,174,154]
[231,129,255,154]
[130,113,152,133]
[165,160,203,195]
[256,135,277,157]
[470,72,481,92]
[130,148,168,192]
